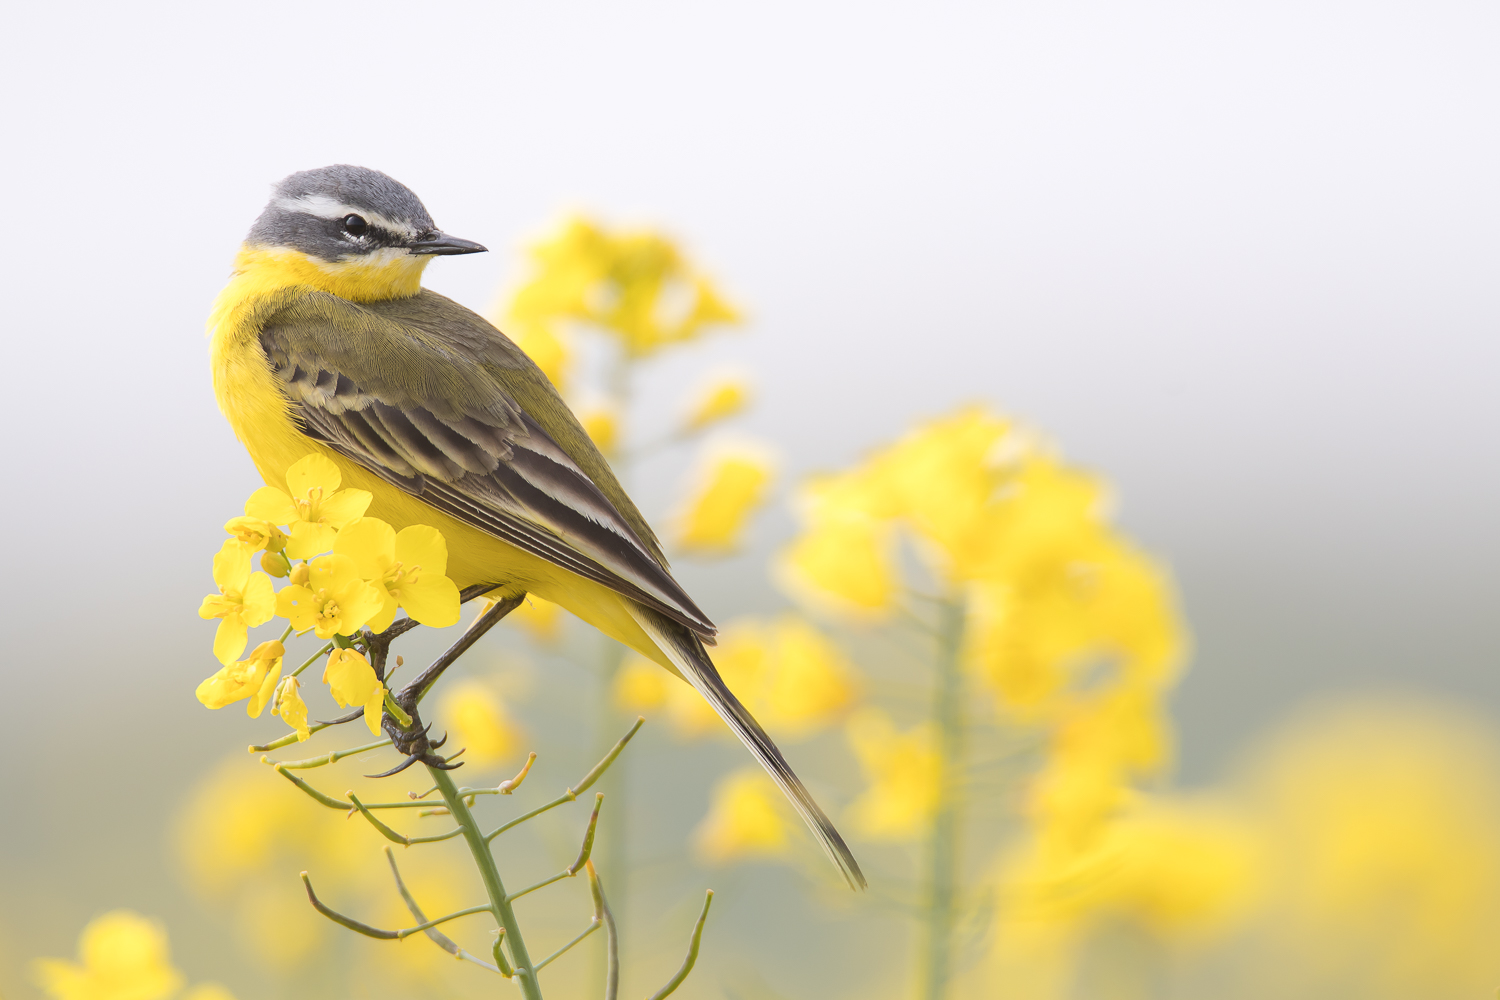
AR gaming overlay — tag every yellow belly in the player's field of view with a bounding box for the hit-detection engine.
[209,278,671,671]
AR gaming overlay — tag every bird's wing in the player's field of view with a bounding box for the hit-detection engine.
[257,288,716,639]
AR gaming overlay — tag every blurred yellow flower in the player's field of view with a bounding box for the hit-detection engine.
[675,446,774,554]
[501,316,570,391]
[506,216,740,358]
[507,595,563,644]
[333,518,461,632]
[32,910,183,1000]
[682,375,751,432]
[845,707,941,840]
[694,768,792,863]
[755,617,858,737]
[197,540,275,664]
[275,553,385,639]
[244,453,372,559]
[222,515,286,555]
[613,655,672,711]
[323,648,385,735]
[578,406,619,456]
[440,678,522,765]
[181,985,237,1000]
[1238,698,1500,994]
[779,471,897,617]
[613,653,721,738]
[271,675,309,741]
[195,640,283,717]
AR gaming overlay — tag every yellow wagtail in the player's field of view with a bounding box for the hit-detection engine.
[209,165,864,889]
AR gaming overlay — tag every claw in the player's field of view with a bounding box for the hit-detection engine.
[423,752,465,771]
[428,731,449,751]
[366,754,422,779]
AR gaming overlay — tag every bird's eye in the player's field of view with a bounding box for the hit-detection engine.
[342,214,368,236]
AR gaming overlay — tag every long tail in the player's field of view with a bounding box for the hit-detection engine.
[628,603,867,890]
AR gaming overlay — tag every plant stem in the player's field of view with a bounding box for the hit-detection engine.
[430,764,544,1000]
[920,595,967,1000]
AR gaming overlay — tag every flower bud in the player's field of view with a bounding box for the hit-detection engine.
[260,549,291,578]
[289,562,310,587]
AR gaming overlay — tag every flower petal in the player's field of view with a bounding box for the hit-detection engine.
[323,649,378,708]
[318,488,374,528]
[212,618,248,665]
[211,539,252,592]
[363,685,386,736]
[275,585,318,632]
[334,517,397,580]
[399,576,461,629]
[248,662,282,718]
[285,453,342,498]
[240,573,276,627]
[394,525,449,577]
[365,591,400,634]
[245,487,297,524]
[286,521,337,560]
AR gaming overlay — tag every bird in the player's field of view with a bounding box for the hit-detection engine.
[209,164,865,889]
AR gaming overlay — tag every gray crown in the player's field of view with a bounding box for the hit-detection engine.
[245,165,438,262]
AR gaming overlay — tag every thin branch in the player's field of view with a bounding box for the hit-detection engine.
[486,719,643,843]
[385,847,504,974]
[395,905,494,940]
[532,921,599,972]
[586,861,618,1000]
[505,794,604,902]
[505,871,571,904]
[261,738,392,770]
[646,890,715,1000]
[290,641,335,679]
[274,765,351,810]
[301,873,399,939]
[348,793,463,846]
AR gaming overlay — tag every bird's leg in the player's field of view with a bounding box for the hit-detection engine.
[367,587,523,777]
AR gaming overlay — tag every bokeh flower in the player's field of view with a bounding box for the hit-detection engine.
[682,375,751,432]
[845,707,941,840]
[32,910,184,1000]
[333,518,461,632]
[578,406,619,456]
[244,453,372,559]
[195,640,283,717]
[674,446,775,554]
[275,553,385,639]
[778,470,898,617]
[439,678,523,766]
[507,595,563,644]
[694,768,792,863]
[197,540,275,664]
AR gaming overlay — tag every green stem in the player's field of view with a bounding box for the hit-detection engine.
[430,764,543,1000]
[920,595,967,1000]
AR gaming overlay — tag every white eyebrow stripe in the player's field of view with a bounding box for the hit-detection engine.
[274,194,420,237]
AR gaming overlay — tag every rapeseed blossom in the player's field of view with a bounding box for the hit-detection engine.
[275,553,384,639]
[694,768,792,863]
[197,540,275,664]
[675,447,775,553]
[844,707,941,841]
[682,375,751,432]
[195,640,283,717]
[244,453,372,559]
[439,678,522,765]
[270,675,309,742]
[333,518,461,632]
[32,911,184,1000]
[322,648,385,735]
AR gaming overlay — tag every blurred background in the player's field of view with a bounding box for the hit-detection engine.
[1,2,1497,998]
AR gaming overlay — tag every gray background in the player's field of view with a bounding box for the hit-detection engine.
[1,1,1496,996]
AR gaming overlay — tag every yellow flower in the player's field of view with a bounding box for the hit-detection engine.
[508,595,563,643]
[578,406,619,456]
[675,446,774,554]
[612,654,721,738]
[332,518,460,632]
[505,216,741,358]
[197,540,275,664]
[613,656,671,710]
[758,617,858,737]
[223,515,287,555]
[259,549,291,578]
[845,707,941,840]
[500,316,570,391]
[694,768,791,863]
[778,471,897,617]
[32,910,184,1000]
[271,675,310,741]
[322,648,385,736]
[182,986,238,1000]
[195,640,283,717]
[244,453,372,559]
[275,553,385,639]
[682,375,750,432]
[439,678,522,765]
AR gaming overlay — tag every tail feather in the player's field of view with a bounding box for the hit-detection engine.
[628,603,867,890]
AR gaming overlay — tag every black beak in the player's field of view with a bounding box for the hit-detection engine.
[407,231,489,256]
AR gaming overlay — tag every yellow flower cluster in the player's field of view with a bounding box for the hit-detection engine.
[195,453,462,739]
[499,217,741,391]
[615,615,857,742]
[674,446,776,554]
[32,910,234,1000]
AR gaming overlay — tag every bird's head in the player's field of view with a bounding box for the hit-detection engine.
[237,165,487,301]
